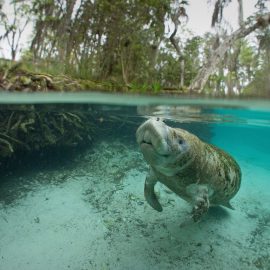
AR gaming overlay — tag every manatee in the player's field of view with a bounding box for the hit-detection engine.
[136,118,241,221]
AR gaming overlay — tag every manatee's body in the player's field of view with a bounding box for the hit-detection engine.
[136,118,241,221]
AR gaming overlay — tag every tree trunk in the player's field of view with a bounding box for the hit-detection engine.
[169,6,187,89]
[226,0,244,95]
[58,0,76,65]
[238,0,244,26]
[180,59,185,88]
[189,12,270,93]
[216,65,224,94]
[149,39,162,82]
[120,48,129,86]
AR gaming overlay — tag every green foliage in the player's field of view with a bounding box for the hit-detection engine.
[239,44,254,65]
[242,69,270,97]
[128,83,148,93]
[152,82,162,93]
[156,47,181,89]
[183,36,203,85]
[1,0,270,96]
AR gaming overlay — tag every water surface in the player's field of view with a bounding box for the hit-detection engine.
[0,93,269,270]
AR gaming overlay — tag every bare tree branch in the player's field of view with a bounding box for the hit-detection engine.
[189,12,270,93]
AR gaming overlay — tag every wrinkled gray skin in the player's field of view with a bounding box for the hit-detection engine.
[136,118,241,221]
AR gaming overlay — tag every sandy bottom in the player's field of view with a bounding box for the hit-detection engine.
[0,140,270,270]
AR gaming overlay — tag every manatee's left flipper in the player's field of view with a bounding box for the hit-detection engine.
[192,195,209,222]
[144,169,163,212]
[186,184,213,222]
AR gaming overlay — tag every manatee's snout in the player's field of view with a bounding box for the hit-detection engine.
[137,118,192,175]
[136,118,170,155]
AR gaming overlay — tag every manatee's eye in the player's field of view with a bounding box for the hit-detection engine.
[178,139,184,145]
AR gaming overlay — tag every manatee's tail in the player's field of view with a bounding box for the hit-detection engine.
[221,201,235,210]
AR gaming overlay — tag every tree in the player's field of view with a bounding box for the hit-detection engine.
[2,0,269,96]
[189,12,270,93]
[1,0,31,60]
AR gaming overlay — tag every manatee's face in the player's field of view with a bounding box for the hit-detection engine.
[136,118,191,176]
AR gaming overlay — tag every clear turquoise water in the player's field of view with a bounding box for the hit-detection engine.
[0,93,269,270]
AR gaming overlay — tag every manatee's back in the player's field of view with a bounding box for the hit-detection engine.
[202,143,241,204]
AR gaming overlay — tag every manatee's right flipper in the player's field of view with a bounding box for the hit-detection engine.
[186,184,213,222]
[144,170,163,212]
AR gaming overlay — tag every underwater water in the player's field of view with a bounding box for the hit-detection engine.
[0,93,270,270]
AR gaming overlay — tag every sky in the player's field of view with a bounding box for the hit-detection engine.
[0,0,269,60]
[187,0,270,34]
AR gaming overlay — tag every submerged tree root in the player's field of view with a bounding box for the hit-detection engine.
[0,105,94,163]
